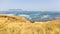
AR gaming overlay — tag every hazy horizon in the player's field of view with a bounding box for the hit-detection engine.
[0,0,60,11]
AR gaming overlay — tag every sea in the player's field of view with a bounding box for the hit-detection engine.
[0,11,60,22]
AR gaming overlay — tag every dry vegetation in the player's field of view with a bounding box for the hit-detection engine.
[0,15,60,34]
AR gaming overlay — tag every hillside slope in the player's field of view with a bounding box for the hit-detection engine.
[0,15,60,34]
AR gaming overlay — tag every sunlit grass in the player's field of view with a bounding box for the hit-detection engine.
[0,15,60,34]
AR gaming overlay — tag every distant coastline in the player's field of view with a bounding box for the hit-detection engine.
[0,11,60,22]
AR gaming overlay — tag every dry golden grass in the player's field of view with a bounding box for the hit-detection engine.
[0,15,60,34]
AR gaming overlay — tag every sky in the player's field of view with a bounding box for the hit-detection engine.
[0,0,60,11]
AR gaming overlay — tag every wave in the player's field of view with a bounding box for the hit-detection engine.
[41,15,50,19]
[18,14,32,20]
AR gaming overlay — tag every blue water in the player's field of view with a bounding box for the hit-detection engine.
[0,11,60,22]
